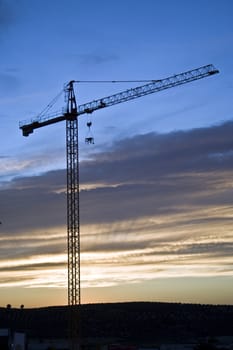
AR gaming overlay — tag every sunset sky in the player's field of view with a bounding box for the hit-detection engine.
[0,0,233,308]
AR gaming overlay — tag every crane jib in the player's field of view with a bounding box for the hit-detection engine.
[77,64,218,115]
[19,64,219,136]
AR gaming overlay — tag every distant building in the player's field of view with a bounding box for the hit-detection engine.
[0,328,26,350]
[0,329,9,350]
[13,332,26,350]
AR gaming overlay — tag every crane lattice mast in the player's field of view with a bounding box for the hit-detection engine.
[19,64,219,350]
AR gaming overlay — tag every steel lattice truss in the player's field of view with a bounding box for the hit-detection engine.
[19,64,218,136]
[19,64,219,350]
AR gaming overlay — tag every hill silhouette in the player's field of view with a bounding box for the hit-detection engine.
[1,302,233,343]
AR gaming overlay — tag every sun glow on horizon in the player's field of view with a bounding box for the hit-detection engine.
[0,205,233,295]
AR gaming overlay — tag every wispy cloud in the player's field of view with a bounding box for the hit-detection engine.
[1,122,233,290]
[77,52,119,66]
[0,72,20,97]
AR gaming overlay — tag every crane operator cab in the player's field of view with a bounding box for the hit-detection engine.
[85,121,94,144]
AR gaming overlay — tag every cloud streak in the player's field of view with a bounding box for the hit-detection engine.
[1,121,233,291]
[77,52,119,66]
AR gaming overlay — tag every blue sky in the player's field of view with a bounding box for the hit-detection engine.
[0,0,233,307]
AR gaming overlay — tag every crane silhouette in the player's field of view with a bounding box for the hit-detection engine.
[19,64,219,350]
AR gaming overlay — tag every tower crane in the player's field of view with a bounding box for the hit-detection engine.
[19,64,219,349]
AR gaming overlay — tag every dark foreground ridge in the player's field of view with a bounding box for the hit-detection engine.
[1,302,233,342]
